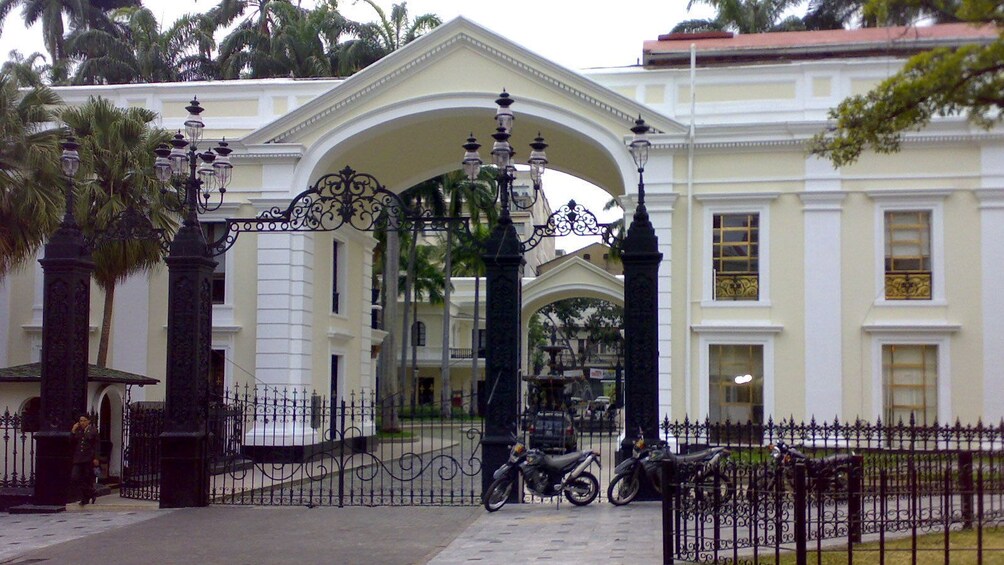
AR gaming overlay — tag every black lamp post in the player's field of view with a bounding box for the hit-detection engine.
[463,91,548,496]
[620,116,663,461]
[30,138,94,510]
[152,98,233,508]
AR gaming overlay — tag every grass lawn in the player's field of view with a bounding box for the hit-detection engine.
[774,528,1004,564]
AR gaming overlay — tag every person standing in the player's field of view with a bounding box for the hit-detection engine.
[70,414,99,505]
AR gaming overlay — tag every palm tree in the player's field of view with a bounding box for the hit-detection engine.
[0,0,87,67]
[338,1,440,73]
[398,179,445,407]
[1,50,50,86]
[59,96,174,366]
[214,0,319,79]
[436,169,496,416]
[802,0,960,29]
[448,222,492,415]
[675,0,805,33]
[69,6,219,84]
[0,71,63,279]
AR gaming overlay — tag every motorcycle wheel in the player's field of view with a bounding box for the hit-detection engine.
[484,477,514,512]
[564,471,599,506]
[695,473,734,505]
[607,472,641,506]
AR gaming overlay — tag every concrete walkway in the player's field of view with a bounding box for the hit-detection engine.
[1,495,664,565]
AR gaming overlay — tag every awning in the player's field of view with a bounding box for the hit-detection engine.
[0,363,159,386]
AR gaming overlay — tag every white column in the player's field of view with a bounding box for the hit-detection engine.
[256,232,315,387]
[801,156,845,421]
[979,143,1004,420]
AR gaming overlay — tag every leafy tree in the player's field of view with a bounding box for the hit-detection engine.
[810,0,1002,166]
[0,70,63,279]
[59,97,174,366]
[537,298,623,376]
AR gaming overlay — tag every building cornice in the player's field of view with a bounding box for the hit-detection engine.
[862,322,961,334]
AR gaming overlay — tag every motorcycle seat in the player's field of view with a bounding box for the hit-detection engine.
[667,447,726,464]
[542,452,585,470]
[820,453,854,465]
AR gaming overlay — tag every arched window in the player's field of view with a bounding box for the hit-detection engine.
[412,321,426,346]
[19,397,41,433]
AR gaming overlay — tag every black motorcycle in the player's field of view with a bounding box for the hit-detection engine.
[749,441,854,499]
[483,441,601,512]
[607,435,733,506]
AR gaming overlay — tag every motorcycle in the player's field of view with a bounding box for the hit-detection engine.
[608,435,733,506]
[749,441,854,499]
[483,441,601,512]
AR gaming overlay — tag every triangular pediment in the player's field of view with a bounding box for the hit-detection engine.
[242,17,685,147]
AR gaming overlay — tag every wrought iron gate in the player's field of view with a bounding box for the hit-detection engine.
[207,387,483,506]
[119,398,163,501]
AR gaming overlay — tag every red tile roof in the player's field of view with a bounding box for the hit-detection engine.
[644,23,999,66]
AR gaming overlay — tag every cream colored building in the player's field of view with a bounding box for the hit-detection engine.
[1,20,1000,444]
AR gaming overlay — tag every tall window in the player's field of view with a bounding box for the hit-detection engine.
[412,321,426,346]
[713,213,759,301]
[202,223,227,304]
[883,344,937,425]
[709,344,764,425]
[209,349,226,401]
[884,211,932,300]
[331,240,342,314]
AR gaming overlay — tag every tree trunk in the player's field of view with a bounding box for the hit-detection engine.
[400,220,418,411]
[380,224,401,432]
[96,282,115,368]
[440,227,454,418]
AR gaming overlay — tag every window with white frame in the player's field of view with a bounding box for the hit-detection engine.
[713,213,760,301]
[201,222,227,304]
[700,196,774,306]
[709,344,764,425]
[872,193,946,304]
[882,344,937,426]
[884,211,932,300]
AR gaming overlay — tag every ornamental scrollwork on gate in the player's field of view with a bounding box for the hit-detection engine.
[520,199,620,252]
[208,166,469,257]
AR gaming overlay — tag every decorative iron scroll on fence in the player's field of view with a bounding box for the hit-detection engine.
[1,408,34,490]
[199,386,484,507]
[658,417,1004,564]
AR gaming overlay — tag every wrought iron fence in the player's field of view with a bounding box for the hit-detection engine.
[659,418,1004,564]
[1,408,34,489]
[119,401,164,501]
[207,386,484,507]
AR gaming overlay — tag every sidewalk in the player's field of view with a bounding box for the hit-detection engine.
[1,496,664,565]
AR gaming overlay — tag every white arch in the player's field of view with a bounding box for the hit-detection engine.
[289,92,640,197]
[520,259,625,376]
[94,386,125,478]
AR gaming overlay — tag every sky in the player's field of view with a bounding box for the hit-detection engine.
[0,0,715,251]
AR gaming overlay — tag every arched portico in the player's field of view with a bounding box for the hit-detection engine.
[521,258,625,377]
